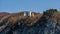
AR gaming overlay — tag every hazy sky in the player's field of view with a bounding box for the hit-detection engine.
[0,0,60,13]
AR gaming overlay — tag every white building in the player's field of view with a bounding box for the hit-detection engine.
[24,12,34,17]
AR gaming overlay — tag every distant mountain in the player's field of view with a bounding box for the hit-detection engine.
[0,9,60,34]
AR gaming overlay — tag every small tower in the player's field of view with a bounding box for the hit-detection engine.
[24,12,29,16]
[29,11,31,16]
[24,12,26,16]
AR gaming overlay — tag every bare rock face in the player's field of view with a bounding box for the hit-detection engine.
[0,11,60,34]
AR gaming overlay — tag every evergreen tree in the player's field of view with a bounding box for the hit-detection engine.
[43,9,58,16]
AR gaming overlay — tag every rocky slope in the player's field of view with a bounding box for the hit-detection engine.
[0,10,60,34]
[0,12,10,20]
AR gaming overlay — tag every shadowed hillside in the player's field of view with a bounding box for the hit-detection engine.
[0,9,60,34]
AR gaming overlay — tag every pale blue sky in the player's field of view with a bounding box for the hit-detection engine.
[0,0,60,13]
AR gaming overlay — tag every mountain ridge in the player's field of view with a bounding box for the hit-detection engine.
[0,9,60,34]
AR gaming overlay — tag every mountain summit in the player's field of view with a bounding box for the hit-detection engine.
[0,9,60,34]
